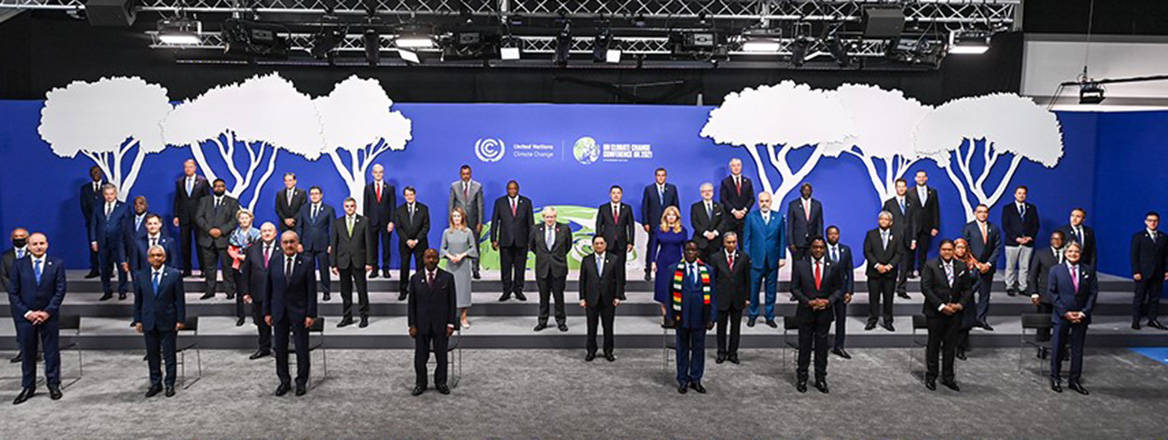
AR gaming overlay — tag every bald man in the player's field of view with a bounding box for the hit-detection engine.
[10,233,67,404]
[364,164,396,278]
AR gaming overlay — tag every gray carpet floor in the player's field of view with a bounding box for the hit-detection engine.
[1,347,1166,439]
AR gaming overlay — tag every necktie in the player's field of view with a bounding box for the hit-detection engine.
[945,262,953,287]
[1151,231,1157,243]
[105,203,113,218]
[1071,265,1079,293]
[830,247,838,263]
[734,176,741,195]
[285,257,293,283]
[803,199,811,221]
[881,230,889,249]
[288,189,294,206]
[263,245,271,268]
[690,264,698,284]
[899,198,905,215]
[34,259,42,284]
[150,237,158,248]
[1019,203,1026,218]
[510,199,517,216]
[980,222,988,243]
[347,217,354,236]
[612,205,619,223]
[919,187,927,205]
[1074,227,1082,243]
[814,260,822,290]
[312,204,318,221]
[16,249,23,259]
[409,204,415,220]
[763,212,769,224]
[185,177,193,196]
[546,226,554,251]
[464,182,469,200]
[427,270,435,287]
[658,186,664,205]
[728,253,734,270]
[136,215,143,230]
[375,183,382,203]
[1056,248,1063,264]
[94,182,99,194]
[596,256,603,275]
[214,198,221,214]
[152,271,161,296]
[705,202,712,220]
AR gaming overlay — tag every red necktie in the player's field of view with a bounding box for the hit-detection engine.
[728,253,734,271]
[613,205,619,223]
[263,245,270,268]
[510,199,517,216]
[814,261,822,290]
[375,183,382,203]
[735,177,741,196]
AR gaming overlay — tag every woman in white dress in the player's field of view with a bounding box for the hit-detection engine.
[441,207,478,329]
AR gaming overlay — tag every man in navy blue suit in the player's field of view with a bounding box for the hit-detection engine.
[408,248,457,396]
[132,245,186,398]
[1130,211,1168,330]
[786,183,824,262]
[791,237,842,393]
[264,231,318,397]
[1057,208,1097,268]
[296,186,334,302]
[90,183,133,301]
[128,214,180,273]
[80,165,105,279]
[641,168,679,281]
[240,223,278,360]
[743,191,785,328]
[963,204,1002,331]
[1001,186,1039,297]
[825,226,855,359]
[127,196,151,249]
[9,233,67,405]
[671,241,715,394]
[1048,241,1097,395]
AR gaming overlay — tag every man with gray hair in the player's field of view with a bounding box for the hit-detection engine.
[240,222,279,360]
[90,183,132,301]
[690,182,726,261]
[132,244,185,397]
[530,207,572,332]
[720,158,755,239]
[863,210,904,331]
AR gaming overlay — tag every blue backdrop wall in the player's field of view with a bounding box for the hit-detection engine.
[0,101,1160,284]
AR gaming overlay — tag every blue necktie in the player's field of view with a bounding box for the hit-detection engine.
[658,187,664,205]
[185,177,193,196]
[152,272,161,296]
[899,199,905,215]
[596,257,603,276]
[34,259,42,284]
[831,247,838,263]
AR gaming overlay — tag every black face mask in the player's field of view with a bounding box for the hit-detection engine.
[213,189,226,197]
[12,238,27,248]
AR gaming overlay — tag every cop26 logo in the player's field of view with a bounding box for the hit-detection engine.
[573,136,600,165]
[475,137,506,162]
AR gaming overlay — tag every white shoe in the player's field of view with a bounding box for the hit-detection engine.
[461,321,471,329]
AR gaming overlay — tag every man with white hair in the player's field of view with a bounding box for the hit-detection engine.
[530,207,572,332]
[90,183,132,301]
[240,222,279,360]
[863,210,904,332]
[720,158,755,239]
[690,182,726,261]
[743,191,785,328]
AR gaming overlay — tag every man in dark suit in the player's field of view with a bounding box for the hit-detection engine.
[595,185,635,269]
[690,183,726,261]
[240,222,277,360]
[825,226,855,359]
[364,164,396,279]
[743,191,785,328]
[1001,186,1040,297]
[1058,208,1097,268]
[906,170,940,279]
[80,165,105,278]
[786,183,824,261]
[863,211,903,331]
[1130,211,1168,330]
[264,231,318,397]
[1028,231,1065,358]
[274,172,307,233]
[90,183,133,301]
[963,204,1002,330]
[719,158,755,238]
[1049,241,1097,395]
[132,245,186,398]
[195,179,240,301]
[670,241,716,394]
[491,180,534,302]
[884,179,916,299]
[711,232,749,364]
[530,207,572,332]
[641,168,679,281]
[920,240,971,392]
[579,235,626,362]
[450,165,485,279]
[173,159,210,277]
[127,196,151,249]
[331,197,375,328]
[790,237,842,394]
[9,233,67,405]
[395,186,430,301]
[408,249,457,396]
[129,214,181,274]
[2,228,30,364]
[296,186,334,302]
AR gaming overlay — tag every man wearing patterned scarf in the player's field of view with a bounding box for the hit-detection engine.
[670,241,716,394]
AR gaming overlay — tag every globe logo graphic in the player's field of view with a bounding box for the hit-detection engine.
[474,138,505,162]
[573,136,600,165]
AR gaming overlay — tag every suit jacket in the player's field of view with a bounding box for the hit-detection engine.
[963,221,1002,273]
[407,269,458,335]
[863,227,904,278]
[363,181,397,227]
[263,252,318,323]
[1028,247,1062,303]
[920,258,972,318]
[240,240,277,298]
[194,195,240,249]
[79,180,105,224]
[719,175,755,215]
[1130,229,1168,277]
[689,200,726,250]
[882,196,915,248]
[274,187,307,229]
[641,183,679,229]
[130,234,181,272]
[1049,263,1098,324]
[790,257,842,322]
[90,201,134,262]
[490,196,534,248]
[330,214,375,269]
[173,175,210,224]
[578,252,626,305]
[126,212,150,256]
[1057,224,1097,268]
[826,243,855,296]
[296,203,335,253]
[1,248,25,292]
[595,202,635,251]
[7,256,67,321]
[671,262,717,328]
[743,210,785,269]
[786,197,824,250]
[906,185,940,237]
[710,249,750,311]
[394,202,431,248]
[449,179,485,227]
[530,222,571,279]
[1001,201,1040,248]
[132,266,186,331]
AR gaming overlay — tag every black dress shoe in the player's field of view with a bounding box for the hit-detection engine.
[383,270,392,279]
[368,271,378,279]
[359,317,369,328]
[225,293,235,300]
[765,319,778,328]
[199,293,214,300]
[897,292,911,300]
[515,292,527,301]
[557,323,569,332]
[498,293,511,302]
[13,387,35,405]
[864,322,877,331]
[585,352,596,362]
[796,379,808,393]
[1006,289,1017,297]
[436,384,451,395]
[1068,380,1089,395]
[533,322,548,332]
[85,271,100,279]
[398,292,409,301]
[716,354,726,364]
[235,317,246,327]
[275,383,291,396]
[677,384,688,394]
[322,293,331,302]
[1050,378,1063,393]
[941,380,960,391]
[165,386,175,397]
[1133,321,1142,330]
[10,354,22,363]
[249,350,271,360]
[472,271,481,280]
[881,322,895,332]
[747,317,756,327]
[181,271,192,278]
[832,348,852,359]
[411,385,426,396]
[728,354,740,364]
[925,378,937,390]
[1148,320,1167,330]
[119,292,127,300]
[99,292,114,301]
[337,317,355,328]
[982,323,995,331]
[690,382,706,394]
[814,379,829,394]
[604,353,616,362]
[48,384,62,400]
[145,384,162,398]
[956,349,967,361]
[1037,346,1049,359]
[295,384,306,396]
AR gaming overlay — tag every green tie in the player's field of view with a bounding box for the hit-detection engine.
[347,217,354,236]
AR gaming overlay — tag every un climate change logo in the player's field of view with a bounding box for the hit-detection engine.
[475,138,506,162]
[573,136,600,165]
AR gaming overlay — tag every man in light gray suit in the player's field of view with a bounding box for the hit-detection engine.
[449,165,485,279]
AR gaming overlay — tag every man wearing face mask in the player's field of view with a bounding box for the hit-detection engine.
[195,179,240,301]
[2,228,30,364]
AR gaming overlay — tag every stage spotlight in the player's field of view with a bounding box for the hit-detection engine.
[949,30,991,55]
[788,37,812,67]
[1079,82,1105,104]
[310,26,346,59]
[554,23,571,66]
[157,17,201,45]
[363,28,381,66]
[826,36,850,67]
[398,48,420,64]
[500,36,520,60]
[593,29,619,63]
[394,26,435,49]
[222,19,289,58]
